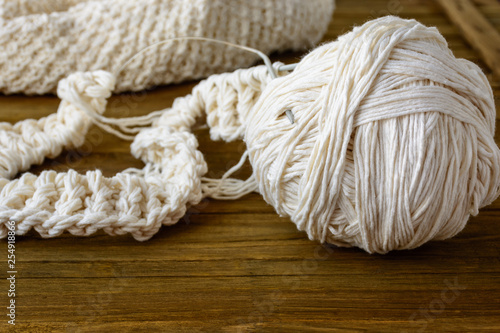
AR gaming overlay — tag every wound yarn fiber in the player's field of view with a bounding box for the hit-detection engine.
[1,16,499,254]
[245,16,500,253]
[0,0,334,95]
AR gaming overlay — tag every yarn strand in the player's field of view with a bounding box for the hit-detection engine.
[64,37,290,141]
[116,37,279,79]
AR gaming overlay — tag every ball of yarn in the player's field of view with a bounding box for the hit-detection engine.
[245,16,500,254]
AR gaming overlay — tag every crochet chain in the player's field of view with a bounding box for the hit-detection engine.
[0,39,288,240]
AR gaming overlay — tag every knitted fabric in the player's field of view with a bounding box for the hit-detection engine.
[0,0,335,95]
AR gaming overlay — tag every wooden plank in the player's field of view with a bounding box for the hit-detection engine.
[437,0,500,76]
[473,0,500,6]
[0,0,500,331]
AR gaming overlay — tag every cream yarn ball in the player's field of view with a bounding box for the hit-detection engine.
[245,16,500,254]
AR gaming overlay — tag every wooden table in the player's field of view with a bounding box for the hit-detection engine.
[1,0,499,331]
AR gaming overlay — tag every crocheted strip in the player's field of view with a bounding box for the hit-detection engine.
[0,108,86,179]
[0,71,114,179]
[0,0,335,95]
[0,125,207,240]
[157,63,285,142]
[0,62,278,239]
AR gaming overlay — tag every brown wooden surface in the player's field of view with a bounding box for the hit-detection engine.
[438,0,500,76]
[1,0,500,332]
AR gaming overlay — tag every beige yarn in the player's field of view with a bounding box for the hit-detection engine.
[0,63,280,240]
[1,16,499,254]
[246,16,500,253]
[0,0,335,95]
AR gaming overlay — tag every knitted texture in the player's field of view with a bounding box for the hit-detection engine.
[0,0,335,95]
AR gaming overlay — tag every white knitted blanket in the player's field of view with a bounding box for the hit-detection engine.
[0,0,334,95]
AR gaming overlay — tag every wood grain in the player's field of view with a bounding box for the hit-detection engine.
[437,0,500,77]
[473,0,500,7]
[1,0,500,332]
